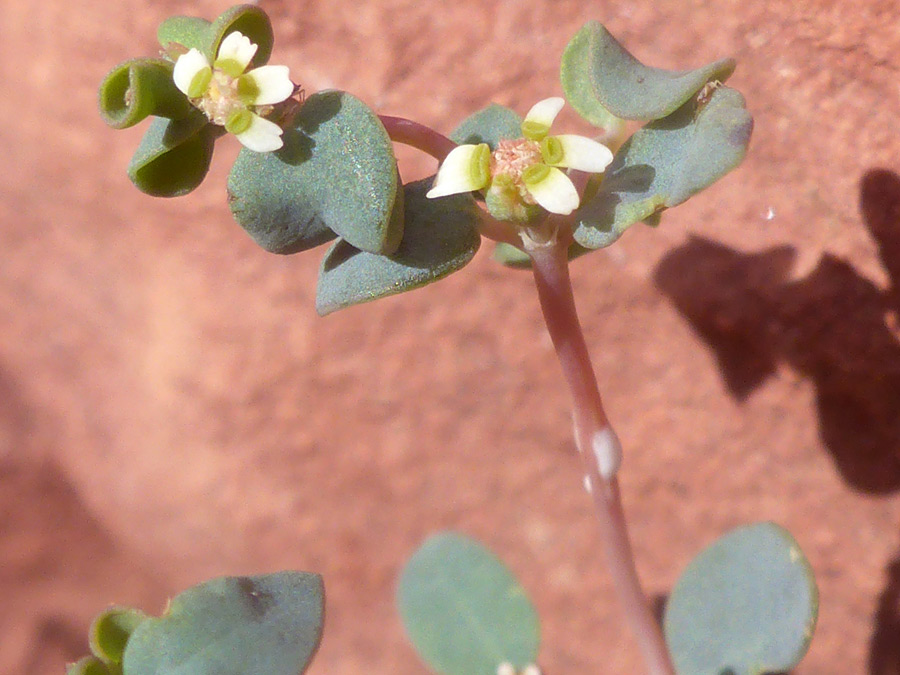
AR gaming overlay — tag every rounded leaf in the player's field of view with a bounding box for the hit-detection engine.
[664,522,818,675]
[563,22,735,122]
[99,58,193,129]
[397,532,540,675]
[128,114,217,197]
[450,104,523,150]
[316,178,479,315]
[208,4,273,68]
[228,90,403,255]
[89,606,148,665]
[123,572,324,675]
[574,85,752,249]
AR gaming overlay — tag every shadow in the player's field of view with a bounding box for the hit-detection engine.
[273,89,344,166]
[577,164,657,246]
[655,169,900,672]
[23,618,86,675]
[870,557,900,675]
[653,169,900,495]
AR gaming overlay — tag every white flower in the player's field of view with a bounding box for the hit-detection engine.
[427,97,614,217]
[496,663,542,675]
[173,32,295,152]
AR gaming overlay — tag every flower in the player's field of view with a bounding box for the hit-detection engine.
[173,32,295,152]
[427,97,614,219]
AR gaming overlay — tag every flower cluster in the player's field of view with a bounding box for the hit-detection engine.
[173,31,295,152]
[427,97,613,220]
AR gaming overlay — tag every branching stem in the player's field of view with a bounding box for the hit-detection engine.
[528,238,676,675]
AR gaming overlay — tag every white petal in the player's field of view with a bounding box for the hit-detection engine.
[550,134,614,172]
[216,31,258,73]
[241,65,294,105]
[525,166,580,215]
[426,144,491,198]
[234,113,284,152]
[524,97,565,128]
[173,49,211,97]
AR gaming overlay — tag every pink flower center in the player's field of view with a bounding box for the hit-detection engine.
[490,138,544,203]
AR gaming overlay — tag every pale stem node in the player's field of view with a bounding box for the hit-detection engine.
[528,240,676,675]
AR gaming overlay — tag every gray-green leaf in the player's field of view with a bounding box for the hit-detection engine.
[563,22,735,122]
[397,532,540,675]
[128,114,217,198]
[560,26,623,131]
[450,104,522,149]
[228,90,403,255]
[574,85,752,249]
[315,178,480,315]
[664,522,818,675]
[123,572,324,675]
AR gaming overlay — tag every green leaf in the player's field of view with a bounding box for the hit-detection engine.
[492,242,593,269]
[397,532,540,675]
[316,178,480,315]
[560,28,624,132]
[157,16,212,54]
[664,522,818,675]
[89,607,147,666]
[228,90,403,255]
[450,104,522,149]
[128,114,217,197]
[574,85,752,249]
[67,656,111,675]
[208,4,274,67]
[123,572,324,675]
[98,59,193,129]
[563,22,735,122]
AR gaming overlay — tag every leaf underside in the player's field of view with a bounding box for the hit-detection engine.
[128,113,216,197]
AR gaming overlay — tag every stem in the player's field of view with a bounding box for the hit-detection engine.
[378,115,456,162]
[529,239,676,675]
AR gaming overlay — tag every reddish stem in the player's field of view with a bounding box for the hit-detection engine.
[379,115,456,162]
[529,240,676,675]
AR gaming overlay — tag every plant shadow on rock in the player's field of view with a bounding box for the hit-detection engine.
[653,168,900,673]
[654,169,900,496]
[870,557,900,675]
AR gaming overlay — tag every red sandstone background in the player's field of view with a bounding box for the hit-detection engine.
[2,0,900,673]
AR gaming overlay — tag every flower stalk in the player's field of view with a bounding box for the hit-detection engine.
[528,236,676,675]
